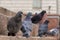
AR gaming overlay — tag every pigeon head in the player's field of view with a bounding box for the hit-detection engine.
[15,11,23,22]
[16,11,23,18]
[44,20,49,24]
[39,10,46,16]
[25,12,32,20]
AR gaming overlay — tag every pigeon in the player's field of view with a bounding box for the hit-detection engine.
[21,12,32,38]
[38,20,49,37]
[31,10,46,24]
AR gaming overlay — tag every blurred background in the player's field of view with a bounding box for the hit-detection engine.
[0,0,60,40]
[0,0,60,14]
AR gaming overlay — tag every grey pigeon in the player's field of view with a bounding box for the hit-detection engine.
[38,20,49,37]
[21,12,32,38]
[48,27,59,36]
